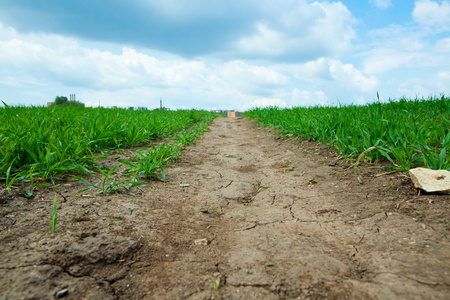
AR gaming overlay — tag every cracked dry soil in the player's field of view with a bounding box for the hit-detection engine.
[1,117,450,299]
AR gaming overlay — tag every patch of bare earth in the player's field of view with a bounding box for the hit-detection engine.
[1,117,449,299]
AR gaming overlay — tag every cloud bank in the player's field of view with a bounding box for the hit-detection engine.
[0,1,449,109]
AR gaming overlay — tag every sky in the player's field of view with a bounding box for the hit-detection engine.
[0,0,449,110]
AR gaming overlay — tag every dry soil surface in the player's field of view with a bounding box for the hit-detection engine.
[1,117,449,300]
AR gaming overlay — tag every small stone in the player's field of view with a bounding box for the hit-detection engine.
[194,238,209,246]
[56,289,68,298]
[409,168,450,193]
[122,203,139,211]
[93,202,101,206]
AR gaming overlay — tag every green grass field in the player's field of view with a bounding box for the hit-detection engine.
[0,104,218,186]
[244,96,450,172]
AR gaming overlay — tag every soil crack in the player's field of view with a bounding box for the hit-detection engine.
[222,180,233,189]
[234,223,257,231]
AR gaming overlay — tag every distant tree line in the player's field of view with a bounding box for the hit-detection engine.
[53,96,85,107]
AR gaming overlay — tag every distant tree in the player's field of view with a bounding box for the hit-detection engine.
[54,96,68,105]
[53,96,85,107]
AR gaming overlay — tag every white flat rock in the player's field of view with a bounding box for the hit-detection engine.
[409,168,450,193]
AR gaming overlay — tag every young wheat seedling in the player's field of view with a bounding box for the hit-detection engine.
[256,183,267,193]
[209,208,221,217]
[51,194,57,234]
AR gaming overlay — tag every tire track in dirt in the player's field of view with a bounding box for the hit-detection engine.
[115,117,449,299]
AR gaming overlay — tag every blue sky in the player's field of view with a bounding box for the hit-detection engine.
[0,0,449,110]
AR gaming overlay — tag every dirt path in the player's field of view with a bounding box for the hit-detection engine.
[1,117,449,299]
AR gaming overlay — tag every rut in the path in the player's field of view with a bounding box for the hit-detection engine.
[188,118,360,296]
[119,117,449,300]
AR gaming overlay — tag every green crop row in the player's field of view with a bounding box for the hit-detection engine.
[0,103,218,184]
[244,96,450,172]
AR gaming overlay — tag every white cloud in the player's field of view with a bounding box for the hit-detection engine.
[328,60,379,93]
[0,76,45,88]
[236,24,287,57]
[436,71,450,91]
[297,58,333,81]
[362,48,421,73]
[370,0,392,9]
[235,1,356,60]
[0,19,304,108]
[0,28,218,107]
[383,68,450,100]
[243,97,288,110]
[272,57,380,105]
[436,38,450,52]
[413,0,450,31]
[0,22,294,109]
[217,60,290,94]
[281,58,378,94]
[0,25,212,90]
[398,80,435,98]
[365,25,425,52]
[360,23,450,76]
[284,58,333,82]
[292,89,328,106]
